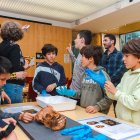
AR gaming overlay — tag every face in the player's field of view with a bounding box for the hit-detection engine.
[0,73,9,88]
[45,52,56,64]
[103,37,114,49]
[81,55,92,68]
[74,34,84,49]
[123,54,140,70]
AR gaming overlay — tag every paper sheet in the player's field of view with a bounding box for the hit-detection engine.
[78,116,140,140]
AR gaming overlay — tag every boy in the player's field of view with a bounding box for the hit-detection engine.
[105,38,140,125]
[57,45,112,114]
[0,56,34,139]
[33,44,66,96]
[67,30,92,92]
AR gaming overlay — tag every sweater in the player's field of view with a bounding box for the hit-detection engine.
[75,66,113,114]
[106,68,140,125]
[32,61,66,95]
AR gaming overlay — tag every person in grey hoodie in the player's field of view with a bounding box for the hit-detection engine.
[57,45,113,114]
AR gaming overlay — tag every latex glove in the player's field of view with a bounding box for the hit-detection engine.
[85,69,106,88]
[41,90,48,96]
[56,86,76,97]
[61,125,108,140]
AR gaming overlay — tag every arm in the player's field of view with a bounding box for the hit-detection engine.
[114,79,140,111]
[32,71,44,94]
[95,91,113,112]
[66,44,76,62]
[0,110,34,123]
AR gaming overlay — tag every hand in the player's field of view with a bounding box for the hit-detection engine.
[22,25,30,32]
[85,69,106,88]
[56,86,76,97]
[1,91,11,104]
[19,112,34,123]
[41,90,48,96]
[105,81,117,94]
[86,106,99,114]
[66,43,72,54]
[46,83,56,92]
[16,71,27,79]
[2,118,17,126]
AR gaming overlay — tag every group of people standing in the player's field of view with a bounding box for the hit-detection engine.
[0,20,140,139]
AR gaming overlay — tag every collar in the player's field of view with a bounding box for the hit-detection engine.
[104,48,117,55]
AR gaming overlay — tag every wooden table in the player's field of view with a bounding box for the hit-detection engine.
[1,102,140,140]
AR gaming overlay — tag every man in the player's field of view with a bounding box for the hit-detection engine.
[67,30,92,92]
[33,44,66,96]
[0,56,34,139]
[100,34,125,113]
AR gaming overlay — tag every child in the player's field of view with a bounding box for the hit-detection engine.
[105,38,140,125]
[33,44,66,96]
[57,45,112,114]
[0,56,34,139]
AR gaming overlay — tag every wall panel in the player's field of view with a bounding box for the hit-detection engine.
[0,17,72,78]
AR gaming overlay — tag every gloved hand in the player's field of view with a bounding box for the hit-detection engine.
[85,69,106,88]
[56,86,76,97]
[41,90,48,96]
[61,125,108,140]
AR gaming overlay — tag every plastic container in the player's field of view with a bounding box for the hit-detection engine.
[36,95,77,111]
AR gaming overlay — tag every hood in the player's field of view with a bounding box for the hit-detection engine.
[93,66,106,72]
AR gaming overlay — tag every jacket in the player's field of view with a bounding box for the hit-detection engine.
[106,68,140,124]
[75,66,113,114]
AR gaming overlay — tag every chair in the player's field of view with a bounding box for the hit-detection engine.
[25,77,37,102]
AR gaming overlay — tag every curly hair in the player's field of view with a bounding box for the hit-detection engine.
[1,21,24,41]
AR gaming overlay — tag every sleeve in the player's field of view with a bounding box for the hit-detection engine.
[8,45,24,72]
[32,68,45,94]
[69,50,76,63]
[96,72,113,111]
[96,92,113,112]
[114,76,140,111]
[57,66,67,87]
[0,110,20,121]
[111,53,125,85]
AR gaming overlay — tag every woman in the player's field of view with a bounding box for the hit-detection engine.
[0,21,27,103]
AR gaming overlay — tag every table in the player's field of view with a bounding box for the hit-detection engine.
[1,102,140,140]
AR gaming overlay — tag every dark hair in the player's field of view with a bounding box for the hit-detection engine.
[0,56,12,74]
[104,34,116,45]
[78,30,92,45]
[41,44,58,56]
[1,21,24,41]
[122,38,140,58]
[80,45,103,65]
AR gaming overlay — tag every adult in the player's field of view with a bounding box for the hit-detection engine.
[0,21,27,103]
[100,34,125,114]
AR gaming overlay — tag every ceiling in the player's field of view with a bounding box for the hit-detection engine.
[0,0,140,33]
